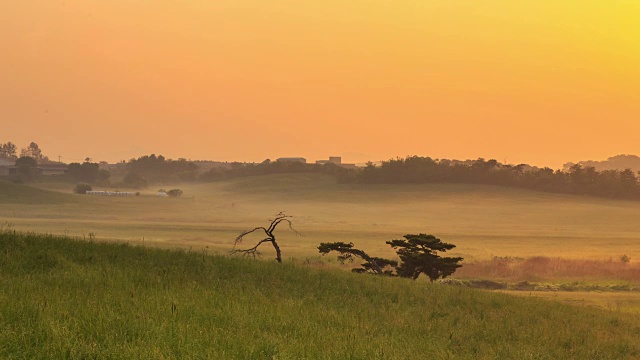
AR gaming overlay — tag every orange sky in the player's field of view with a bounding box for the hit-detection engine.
[1,1,639,167]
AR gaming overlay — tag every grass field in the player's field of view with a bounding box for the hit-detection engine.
[2,231,640,359]
[3,174,640,313]
[502,291,640,315]
[2,174,640,262]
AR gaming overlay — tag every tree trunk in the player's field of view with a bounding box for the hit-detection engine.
[272,240,282,263]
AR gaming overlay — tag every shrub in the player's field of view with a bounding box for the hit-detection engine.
[167,189,183,197]
[74,183,93,194]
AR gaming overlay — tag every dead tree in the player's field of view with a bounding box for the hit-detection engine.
[231,212,299,263]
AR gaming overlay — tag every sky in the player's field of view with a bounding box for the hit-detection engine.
[1,0,639,168]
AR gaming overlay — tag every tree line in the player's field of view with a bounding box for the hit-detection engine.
[349,156,640,200]
[5,142,640,200]
[197,156,640,200]
[0,141,49,162]
[199,159,352,182]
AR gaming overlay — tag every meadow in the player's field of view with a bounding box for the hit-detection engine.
[2,173,640,311]
[3,173,640,262]
[1,231,640,359]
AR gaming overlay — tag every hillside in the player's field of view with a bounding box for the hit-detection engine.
[0,180,77,204]
[1,231,640,359]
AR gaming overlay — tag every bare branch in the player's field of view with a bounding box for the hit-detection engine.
[269,218,302,237]
[230,212,301,263]
[234,227,269,245]
[267,212,291,233]
[230,238,272,258]
[285,219,302,237]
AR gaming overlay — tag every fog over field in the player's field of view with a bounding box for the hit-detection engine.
[3,174,640,262]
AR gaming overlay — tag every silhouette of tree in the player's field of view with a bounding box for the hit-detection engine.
[14,156,39,181]
[20,142,48,162]
[0,142,17,160]
[231,212,300,263]
[318,242,397,275]
[388,234,463,282]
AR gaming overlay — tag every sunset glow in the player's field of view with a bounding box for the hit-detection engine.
[2,0,639,167]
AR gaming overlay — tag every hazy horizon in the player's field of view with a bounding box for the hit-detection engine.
[2,1,639,169]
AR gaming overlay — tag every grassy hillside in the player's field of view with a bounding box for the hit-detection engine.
[1,232,640,359]
[0,180,76,204]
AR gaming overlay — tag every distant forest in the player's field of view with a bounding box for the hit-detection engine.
[350,156,640,200]
[3,141,640,200]
[203,156,640,200]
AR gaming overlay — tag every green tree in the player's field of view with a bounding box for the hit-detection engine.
[68,162,101,183]
[97,169,111,183]
[14,156,39,181]
[0,142,17,160]
[387,234,463,281]
[20,142,48,162]
[122,172,148,189]
[618,168,638,197]
[126,154,198,182]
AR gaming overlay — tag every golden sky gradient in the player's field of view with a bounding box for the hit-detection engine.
[2,1,639,167]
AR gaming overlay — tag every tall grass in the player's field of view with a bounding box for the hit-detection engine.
[1,231,640,359]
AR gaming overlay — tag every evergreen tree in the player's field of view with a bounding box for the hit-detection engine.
[387,234,463,282]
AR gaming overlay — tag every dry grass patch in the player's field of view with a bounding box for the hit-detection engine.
[456,256,640,283]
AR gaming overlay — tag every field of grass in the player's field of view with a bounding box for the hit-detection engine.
[3,174,640,263]
[2,231,640,359]
[3,174,640,312]
[502,291,640,315]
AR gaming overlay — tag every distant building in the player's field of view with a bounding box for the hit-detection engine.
[38,163,68,176]
[99,161,127,172]
[0,159,68,176]
[86,191,135,196]
[0,159,16,176]
[316,156,342,165]
[315,156,357,169]
[276,157,307,163]
[0,166,16,176]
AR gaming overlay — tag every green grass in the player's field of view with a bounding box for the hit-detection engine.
[502,291,640,315]
[2,231,640,359]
